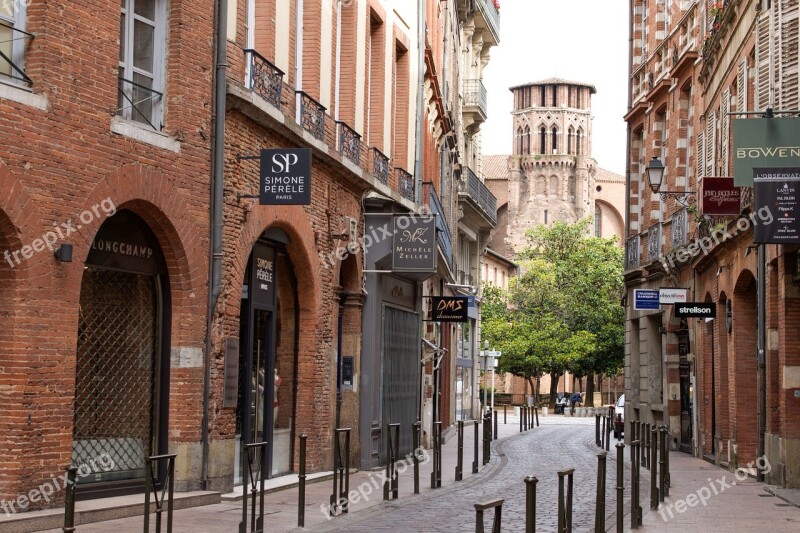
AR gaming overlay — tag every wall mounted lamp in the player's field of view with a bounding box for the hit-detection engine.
[645,156,697,207]
[54,244,73,263]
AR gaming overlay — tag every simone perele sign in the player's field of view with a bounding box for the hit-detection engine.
[259,148,312,205]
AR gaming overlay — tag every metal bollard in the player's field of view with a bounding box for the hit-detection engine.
[650,426,658,509]
[519,405,524,432]
[145,453,176,533]
[659,426,667,501]
[483,413,491,465]
[644,423,650,469]
[330,428,351,516]
[600,415,606,448]
[474,499,504,533]
[616,442,624,533]
[504,404,507,424]
[523,405,528,431]
[473,419,480,473]
[298,434,307,527]
[384,423,400,500]
[605,415,612,452]
[663,426,670,497]
[456,420,465,481]
[631,439,642,529]
[594,452,607,533]
[534,405,539,427]
[525,476,538,533]
[431,421,442,488]
[413,421,421,494]
[557,468,574,533]
[62,466,78,533]
[595,414,601,447]
[494,409,498,440]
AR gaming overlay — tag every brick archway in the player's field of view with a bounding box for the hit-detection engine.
[732,270,758,466]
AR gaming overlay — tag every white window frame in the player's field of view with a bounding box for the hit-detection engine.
[0,0,30,86]
[118,0,167,130]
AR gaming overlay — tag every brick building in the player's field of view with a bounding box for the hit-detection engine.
[624,0,800,488]
[0,0,214,508]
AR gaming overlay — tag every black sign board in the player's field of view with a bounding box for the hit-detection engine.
[222,337,239,408]
[342,356,354,387]
[754,167,800,244]
[250,244,276,308]
[87,210,164,276]
[432,296,469,322]
[391,215,437,272]
[674,302,716,318]
[259,148,312,205]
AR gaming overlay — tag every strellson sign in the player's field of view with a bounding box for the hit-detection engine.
[259,148,312,205]
[674,302,716,318]
[700,177,741,216]
[733,117,800,186]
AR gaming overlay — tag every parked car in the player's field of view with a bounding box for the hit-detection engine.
[554,393,569,414]
[613,394,625,438]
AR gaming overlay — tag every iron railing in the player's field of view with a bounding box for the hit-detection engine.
[478,0,501,41]
[296,91,326,141]
[672,208,688,247]
[647,224,661,262]
[245,49,284,110]
[0,25,34,86]
[740,186,753,211]
[370,147,390,185]
[397,168,415,201]
[626,235,640,269]
[336,121,361,165]
[423,182,453,269]
[117,76,163,131]
[463,79,488,119]
[460,165,497,224]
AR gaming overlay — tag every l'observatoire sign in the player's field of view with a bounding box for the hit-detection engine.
[259,148,312,205]
[754,167,800,244]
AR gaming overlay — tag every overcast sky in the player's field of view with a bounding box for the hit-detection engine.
[481,0,630,176]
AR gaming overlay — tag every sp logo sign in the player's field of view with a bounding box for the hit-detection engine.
[259,148,312,205]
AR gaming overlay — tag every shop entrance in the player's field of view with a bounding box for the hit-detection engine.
[236,232,297,483]
[72,211,170,497]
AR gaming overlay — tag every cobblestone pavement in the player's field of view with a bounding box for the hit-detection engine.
[308,422,622,532]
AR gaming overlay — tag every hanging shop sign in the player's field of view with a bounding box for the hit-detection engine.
[674,302,716,318]
[250,244,276,307]
[391,215,437,272]
[431,296,469,322]
[659,288,688,305]
[733,117,800,186]
[259,148,312,205]
[633,289,660,311]
[754,167,800,244]
[700,177,741,216]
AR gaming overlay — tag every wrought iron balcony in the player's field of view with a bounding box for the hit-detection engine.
[478,0,501,42]
[397,168,415,202]
[626,235,640,270]
[370,147,390,185]
[296,91,326,141]
[459,166,497,225]
[647,224,661,262]
[672,208,688,247]
[463,79,488,122]
[117,76,163,131]
[336,121,361,166]
[423,182,453,269]
[245,49,284,110]
[0,25,34,86]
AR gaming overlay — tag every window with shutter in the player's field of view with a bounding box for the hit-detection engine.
[755,7,771,111]
[705,112,715,177]
[697,130,704,179]
[736,60,747,112]
[779,0,799,109]
[721,89,730,175]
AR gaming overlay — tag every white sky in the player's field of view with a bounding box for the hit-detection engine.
[481,0,630,176]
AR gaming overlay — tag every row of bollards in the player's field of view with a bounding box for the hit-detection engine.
[518,404,540,433]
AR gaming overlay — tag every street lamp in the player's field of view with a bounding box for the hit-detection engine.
[482,340,489,414]
[645,156,696,207]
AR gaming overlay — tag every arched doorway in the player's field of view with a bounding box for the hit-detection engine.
[236,228,298,482]
[733,271,758,466]
[72,210,171,497]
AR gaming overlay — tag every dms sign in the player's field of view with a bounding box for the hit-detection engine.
[431,296,469,322]
[259,148,312,205]
[674,302,716,318]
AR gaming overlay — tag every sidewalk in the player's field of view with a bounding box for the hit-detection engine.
[26,412,571,532]
[639,452,800,532]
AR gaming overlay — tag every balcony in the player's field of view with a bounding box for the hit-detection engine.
[397,168,415,202]
[296,91,326,141]
[423,182,453,270]
[463,79,488,126]
[477,0,501,44]
[336,121,361,166]
[626,235,641,270]
[245,49,284,110]
[459,166,497,226]
[370,147,390,185]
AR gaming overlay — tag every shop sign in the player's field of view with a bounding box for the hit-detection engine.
[259,148,312,205]
[674,302,716,318]
[222,337,239,408]
[432,296,469,322]
[250,244,276,307]
[633,289,660,311]
[700,177,741,216]
[733,117,800,186]
[87,211,163,276]
[391,215,437,272]
[754,167,800,244]
[659,288,688,305]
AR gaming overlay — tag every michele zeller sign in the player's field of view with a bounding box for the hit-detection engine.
[733,117,800,186]
[391,215,437,272]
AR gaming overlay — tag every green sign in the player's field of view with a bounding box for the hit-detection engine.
[733,117,800,186]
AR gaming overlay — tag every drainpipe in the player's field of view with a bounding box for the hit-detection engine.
[413,0,426,204]
[202,0,228,491]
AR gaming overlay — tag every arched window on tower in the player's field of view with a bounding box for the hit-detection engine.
[576,87,582,109]
[551,126,558,154]
[539,126,546,155]
[516,127,523,155]
[576,128,584,155]
[568,126,574,154]
[595,204,601,237]
[523,126,531,154]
